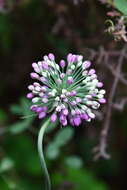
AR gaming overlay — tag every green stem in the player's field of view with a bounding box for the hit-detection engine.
[38,118,51,190]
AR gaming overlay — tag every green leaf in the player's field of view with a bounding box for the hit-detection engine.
[0,158,14,173]
[10,97,32,116]
[8,119,32,134]
[52,168,108,190]
[46,143,60,160]
[114,0,127,15]
[65,156,83,169]
[5,135,41,176]
[0,109,8,123]
[54,127,74,147]
[46,127,74,160]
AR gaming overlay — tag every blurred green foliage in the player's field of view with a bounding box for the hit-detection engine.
[0,97,110,189]
[114,0,127,15]
[0,14,13,51]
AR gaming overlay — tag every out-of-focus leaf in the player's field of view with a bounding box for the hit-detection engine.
[0,176,9,189]
[0,158,14,173]
[5,135,41,176]
[46,143,60,160]
[10,105,23,115]
[0,175,17,190]
[52,168,108,190]
[46,127,74,160]
[0,109,8,123]
[114,0,127,15]
[9,98,34,134]
[8,119,32,134]
[0,15,13,51]
[64,156,83,169]
[54,127,74,147]
[10,97,32,116]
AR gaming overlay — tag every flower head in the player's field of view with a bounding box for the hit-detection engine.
[27,53,106,126]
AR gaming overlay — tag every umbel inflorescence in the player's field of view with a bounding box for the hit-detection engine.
[27,53,106,126]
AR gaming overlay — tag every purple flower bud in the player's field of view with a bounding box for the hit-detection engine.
[51,113,57,122]
[63,109,69,116]
[63,98,68,102]
[73,116,81,126]
[90,74,97,79]
[69,55,77,63]
[30,105,38,112]
[76,97,82,103]
[40,77,47,82]
[99,98,106,104]
[32,63,40,72]
[70,90,77,96]
[66,92,71,96]
[97,82,103,88]
[43,55,48,61]
[42,106,48,112]
[88,69,96,75]
[30,72,39,79]
[39,92,44,97]
[35,86,41,91]
[32,97,40,103]
[28,85,34,90]
[34,67,40,73]
[39,112,46,119]
[33,82,40,86]
[60,73,65,79]
[81,113,89,120]
[67,76,73,84]
[27,93,33,99]
[67,53,73,62]
[60,60,65,68]
[75,109,81,115]
[41,86,47,92]
[66,69,72,75]
[48,53,55,61]
[70,101,77,106]
[62,119,67,126]
[36,107,43,113]
[60,114,66,121]
[42,97,48,103]
[42,61,49,70]
[32,62,37,68]
[82,61,91,69]
[70,118,75,126]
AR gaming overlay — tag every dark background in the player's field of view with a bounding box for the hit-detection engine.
[0,0,127,190]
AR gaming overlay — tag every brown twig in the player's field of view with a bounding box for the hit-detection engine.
[93,45,127,160]
[112,98,127,111]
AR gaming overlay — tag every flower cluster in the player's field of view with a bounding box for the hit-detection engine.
[27,53,106,126]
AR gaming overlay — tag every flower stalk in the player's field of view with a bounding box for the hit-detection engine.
[38,118,51,190]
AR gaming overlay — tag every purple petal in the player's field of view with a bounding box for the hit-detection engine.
[60,60,65,68]
[51,113,57,122]
[27,93,33,99]
[48,53,55,61]
[99,98,106,104]
[39,112,46,119]
[73,116,81,126]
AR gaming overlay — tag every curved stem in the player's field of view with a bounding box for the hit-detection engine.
[38,118,51,190]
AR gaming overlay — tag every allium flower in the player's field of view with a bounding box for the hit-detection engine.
[27,53,106,126]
